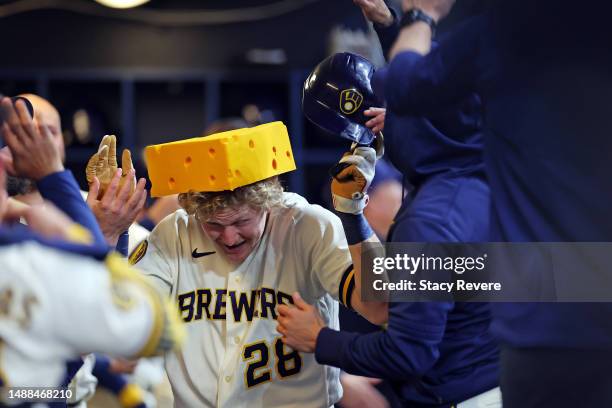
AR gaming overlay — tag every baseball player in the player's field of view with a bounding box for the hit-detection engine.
[0,237,184,396]
[0,134,184,404]
[130,122,385,407]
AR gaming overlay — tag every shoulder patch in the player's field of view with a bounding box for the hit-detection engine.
[128,240,148,265]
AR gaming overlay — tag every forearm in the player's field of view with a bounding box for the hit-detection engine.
[389,21,433,59]
[349,236,389,325]
[373,5,401,59]
[37,171,106,247]
[315,302,451,379]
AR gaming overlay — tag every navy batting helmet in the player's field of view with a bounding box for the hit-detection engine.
[302,52,382,145]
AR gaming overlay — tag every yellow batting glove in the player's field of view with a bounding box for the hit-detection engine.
[331,146,376,214]
[86,135,135,199]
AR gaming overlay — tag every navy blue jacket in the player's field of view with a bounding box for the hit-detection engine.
[378,2,612,349]
[317,168,498,406]
[315,14,499,404]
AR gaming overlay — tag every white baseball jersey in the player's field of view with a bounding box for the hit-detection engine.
[132,193,353,408]
[0,241,184,395]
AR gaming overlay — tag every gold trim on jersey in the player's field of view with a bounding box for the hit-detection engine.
[339,264,355,309]
[128,240,148,266]
[105,254,184,357]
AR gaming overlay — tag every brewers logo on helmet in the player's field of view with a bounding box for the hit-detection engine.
[302,52,382,145]
[339,89,363,115]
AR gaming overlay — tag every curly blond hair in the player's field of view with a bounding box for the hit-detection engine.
[178,177,285,221]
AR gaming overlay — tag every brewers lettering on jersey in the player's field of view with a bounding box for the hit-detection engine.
[132,192,355,407]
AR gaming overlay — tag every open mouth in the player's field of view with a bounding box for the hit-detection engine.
[223,241,246,252]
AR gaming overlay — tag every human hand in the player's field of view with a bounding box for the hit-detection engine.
[277,292,325,353]
[364,107,386,134]
[87,168,147,246]
[339,373,389,408]
[0,97,64,180]
[402,0,455,22]
[353,0,394,27]
[0,147,16,176]
[330,147,377,214]
[86,135,135,199]
[4,198,92,243]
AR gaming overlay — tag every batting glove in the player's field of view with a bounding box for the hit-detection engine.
[86,135,135,199]
[331,146,376,214]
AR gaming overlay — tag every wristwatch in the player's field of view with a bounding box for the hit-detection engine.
[400,8,437,37]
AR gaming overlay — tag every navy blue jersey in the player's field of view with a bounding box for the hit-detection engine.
[37,170,106,247]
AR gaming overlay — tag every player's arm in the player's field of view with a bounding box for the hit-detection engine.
[379,5,485,117]
[388,0,447,59]
[278,294,451,380]
[51,252,183,358]
[354,0,400,59]
[0,242,183,389]
[330,147,388,325]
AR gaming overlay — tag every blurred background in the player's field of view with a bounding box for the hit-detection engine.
[0,0,486,207]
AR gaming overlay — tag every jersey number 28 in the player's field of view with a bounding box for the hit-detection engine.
[242,337,302,388]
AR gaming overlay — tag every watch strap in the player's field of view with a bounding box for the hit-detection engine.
[400,8,437,36]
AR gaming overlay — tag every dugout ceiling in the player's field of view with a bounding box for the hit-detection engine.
[0,0,367,69]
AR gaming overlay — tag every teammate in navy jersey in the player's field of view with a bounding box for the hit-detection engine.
[278,9,499,405]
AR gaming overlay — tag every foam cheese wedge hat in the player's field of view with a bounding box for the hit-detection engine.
[145,121,296,197]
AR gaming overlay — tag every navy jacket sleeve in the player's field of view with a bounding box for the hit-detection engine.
[115,231,129,257]
[372,4,400,60]
[316,301,452,379]
[36,170,106,247]
[381,16,485,117]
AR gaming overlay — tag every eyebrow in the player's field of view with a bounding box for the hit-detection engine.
[205,218,249,226]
